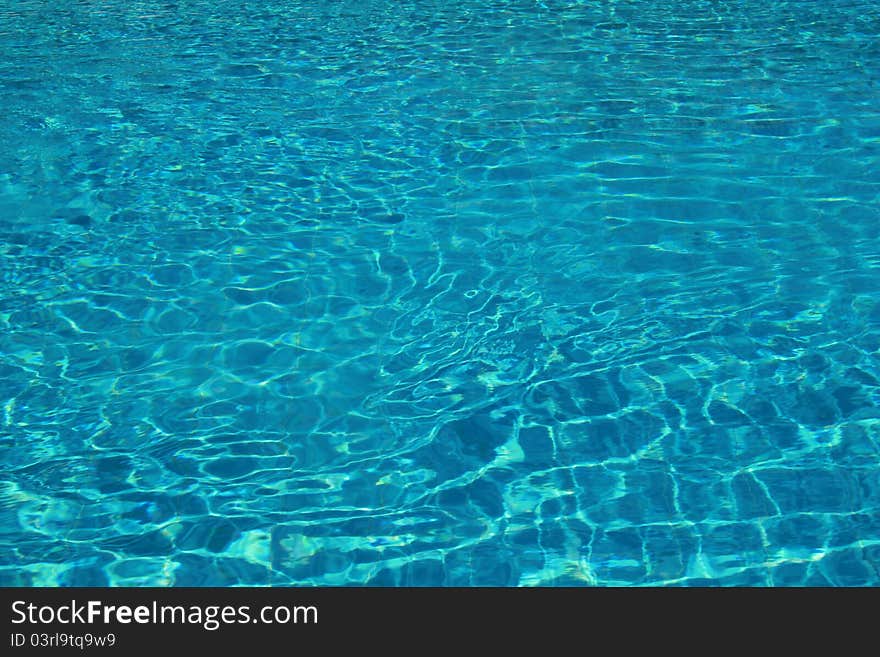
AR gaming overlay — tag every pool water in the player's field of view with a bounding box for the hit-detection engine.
[1,0,879,586]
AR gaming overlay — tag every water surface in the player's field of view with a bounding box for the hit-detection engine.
[1,0,879,585]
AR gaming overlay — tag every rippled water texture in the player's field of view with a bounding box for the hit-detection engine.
[1,0,879,586]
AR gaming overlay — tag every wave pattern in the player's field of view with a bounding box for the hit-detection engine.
[1,0,879,585]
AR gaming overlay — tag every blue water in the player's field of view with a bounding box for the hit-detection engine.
[1,0,879,586]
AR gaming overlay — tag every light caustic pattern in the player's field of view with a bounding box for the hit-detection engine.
[0,0,879,585]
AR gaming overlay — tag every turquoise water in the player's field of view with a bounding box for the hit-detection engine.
[1,0,879,586]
